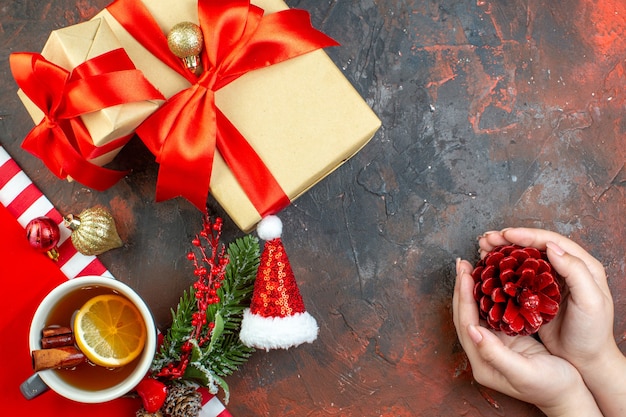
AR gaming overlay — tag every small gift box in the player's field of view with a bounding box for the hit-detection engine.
[12,18,164,189]
[96,0,381,231]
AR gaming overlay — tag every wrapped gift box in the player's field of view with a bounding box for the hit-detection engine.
[96,0,381,231]
[17,18,162,169]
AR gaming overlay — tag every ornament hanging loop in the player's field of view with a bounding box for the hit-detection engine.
[64,214,81,231]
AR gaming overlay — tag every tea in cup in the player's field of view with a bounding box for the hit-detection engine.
[27,276,156,403]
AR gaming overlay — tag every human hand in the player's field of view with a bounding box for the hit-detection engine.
[477,228,626,416]
[477,228,614,367]
[453,258,601,416]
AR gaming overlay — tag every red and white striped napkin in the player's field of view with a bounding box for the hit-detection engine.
[0,145,231,417]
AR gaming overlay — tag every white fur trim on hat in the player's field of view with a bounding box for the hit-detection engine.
[256,215,282,241]
[239,308,318,351]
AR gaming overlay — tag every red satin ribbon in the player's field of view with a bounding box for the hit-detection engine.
[10,49,165,190]
[107,0,338,214]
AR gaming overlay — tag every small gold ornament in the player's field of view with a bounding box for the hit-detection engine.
[167,22,204,75]
[64,206,123,256]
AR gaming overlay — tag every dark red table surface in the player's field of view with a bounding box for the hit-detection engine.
[1,1,625,416]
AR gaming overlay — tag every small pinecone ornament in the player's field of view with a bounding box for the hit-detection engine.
[472,244,562,336]
[162,385,202,417]
[136,409,163,417]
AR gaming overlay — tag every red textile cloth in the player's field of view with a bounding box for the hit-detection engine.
[1,203,141,416]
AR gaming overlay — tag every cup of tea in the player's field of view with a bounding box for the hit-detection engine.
[26,276,157,403]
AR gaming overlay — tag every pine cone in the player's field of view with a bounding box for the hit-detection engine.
[163,385,202,417]
[136,409,163,417]
[472,244,562,336]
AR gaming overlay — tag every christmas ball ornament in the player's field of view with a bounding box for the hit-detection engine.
[472,244,562,336]
[167,22,204,74]
[239,215,319,350]
[63,206,123,256]
[25,216,60,261]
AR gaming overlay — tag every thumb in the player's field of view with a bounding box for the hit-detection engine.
[468,324,529,381]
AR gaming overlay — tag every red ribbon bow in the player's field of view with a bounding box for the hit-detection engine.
[10,49,165,190]
[107,0,338,213]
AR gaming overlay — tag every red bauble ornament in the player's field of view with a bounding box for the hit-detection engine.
[472,245,562,336]
[135,377,168,413]
[25,217,60,261]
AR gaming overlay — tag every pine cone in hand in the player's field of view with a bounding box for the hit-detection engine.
[472,244,562,336]
[163,385,202,417]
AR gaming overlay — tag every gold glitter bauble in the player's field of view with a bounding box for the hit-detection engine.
[64,206,123,256]
[167,22,204,59]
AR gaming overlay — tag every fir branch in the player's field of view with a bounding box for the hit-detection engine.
[151,223,260,403]
[151,289,196,372]
[202,234,259,378]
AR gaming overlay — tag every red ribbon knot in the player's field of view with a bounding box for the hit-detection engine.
[43,117,58,130]
[10,48,165,190]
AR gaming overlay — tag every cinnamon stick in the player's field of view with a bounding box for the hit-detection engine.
[32,347,86,372]
[41,333,75,349]
[42,325,72,338]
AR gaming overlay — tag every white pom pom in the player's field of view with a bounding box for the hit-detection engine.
[257,215,283,240]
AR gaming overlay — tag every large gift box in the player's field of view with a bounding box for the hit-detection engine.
[96,0,381,231]
[13,18,164,188]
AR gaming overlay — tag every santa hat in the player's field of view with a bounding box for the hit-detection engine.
[239,215,318,351]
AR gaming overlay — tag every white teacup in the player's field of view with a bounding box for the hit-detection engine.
[27,276,157,403]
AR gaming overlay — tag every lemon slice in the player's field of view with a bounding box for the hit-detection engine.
[74,294,147,368]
